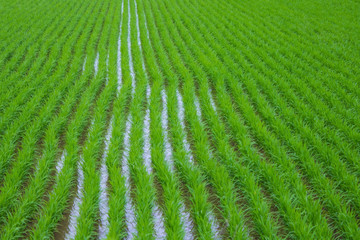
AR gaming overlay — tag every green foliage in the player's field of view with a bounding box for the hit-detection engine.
[0,0,359,239]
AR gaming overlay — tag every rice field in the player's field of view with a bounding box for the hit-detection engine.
[0,0,359,239]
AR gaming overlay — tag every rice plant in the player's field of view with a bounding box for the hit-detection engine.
[1,0,359,239]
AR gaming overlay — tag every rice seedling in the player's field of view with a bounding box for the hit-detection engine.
[1,0,359,239]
